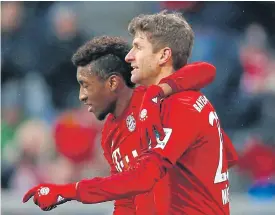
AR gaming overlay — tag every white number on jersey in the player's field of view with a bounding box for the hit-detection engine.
[208,111,228,184]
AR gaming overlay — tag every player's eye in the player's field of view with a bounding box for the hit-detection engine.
[80,83,88,90]
[133,43,141,50]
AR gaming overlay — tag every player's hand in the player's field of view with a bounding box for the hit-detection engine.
[139,85,166,146]
[22,183,77,211]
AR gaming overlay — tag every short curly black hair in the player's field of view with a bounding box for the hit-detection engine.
[72,36,135,88]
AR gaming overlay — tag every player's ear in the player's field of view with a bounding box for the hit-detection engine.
[158,47,172,66]
[107,75,120,92]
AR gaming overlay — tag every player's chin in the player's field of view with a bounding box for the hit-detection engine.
[96,111,108,121]
[130,74,142,84]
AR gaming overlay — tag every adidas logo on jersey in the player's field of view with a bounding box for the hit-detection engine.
[152,97,158,103]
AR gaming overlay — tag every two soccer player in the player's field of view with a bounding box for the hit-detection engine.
[23,11,238,215]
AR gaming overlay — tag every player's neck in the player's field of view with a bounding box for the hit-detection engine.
[113,87,134,119]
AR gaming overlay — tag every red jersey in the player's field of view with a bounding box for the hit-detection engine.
[75,90,238,215]
[149,90,236,215]
[101,86,155,215]
[98,87,238,215]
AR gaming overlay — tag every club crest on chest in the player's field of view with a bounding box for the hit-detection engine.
[126,114,136,132]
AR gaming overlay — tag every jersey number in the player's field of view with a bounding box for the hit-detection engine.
[209,111,228,184]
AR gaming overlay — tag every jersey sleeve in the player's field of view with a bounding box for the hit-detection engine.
[102,143,135,215]
[159,62,216,92]
[152,96,200,165]
[75,151,166,204]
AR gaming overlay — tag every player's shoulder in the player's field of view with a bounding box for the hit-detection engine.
[161,90,211,115]
[133,86,147,97]
[129,86,147,107]
[163,91,204,106]
[134,85,147,93]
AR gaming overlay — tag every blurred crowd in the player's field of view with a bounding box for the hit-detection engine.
[1,1,108,194]
[1,1,275,199]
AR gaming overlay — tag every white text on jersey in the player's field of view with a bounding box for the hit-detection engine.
[193,95,208,112]
[112,148,139,172]
[222,185,230,205]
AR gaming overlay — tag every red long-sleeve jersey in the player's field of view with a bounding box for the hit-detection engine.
[97,63,217,215]
[75,90,238,215]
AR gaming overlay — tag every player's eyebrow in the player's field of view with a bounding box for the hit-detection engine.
[133,40,142,48]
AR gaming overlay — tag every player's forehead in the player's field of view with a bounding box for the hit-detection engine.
[76,66,94,82]
[77,66,87,78]
[132,31,150,46]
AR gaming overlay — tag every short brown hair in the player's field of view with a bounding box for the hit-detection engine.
[128,10,194,70]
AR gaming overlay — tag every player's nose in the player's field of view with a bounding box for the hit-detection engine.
[125,48,135,63]
[79,91,87,102]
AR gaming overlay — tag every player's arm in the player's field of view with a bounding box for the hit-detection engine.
[22,99,198,207]
[221,129,238,168]
[158,62,216,96]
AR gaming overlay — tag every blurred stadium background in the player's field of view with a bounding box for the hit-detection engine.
[1,1,275,214]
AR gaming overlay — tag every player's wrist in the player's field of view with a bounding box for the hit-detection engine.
[157,83,172,98]
[61,183,79,200]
